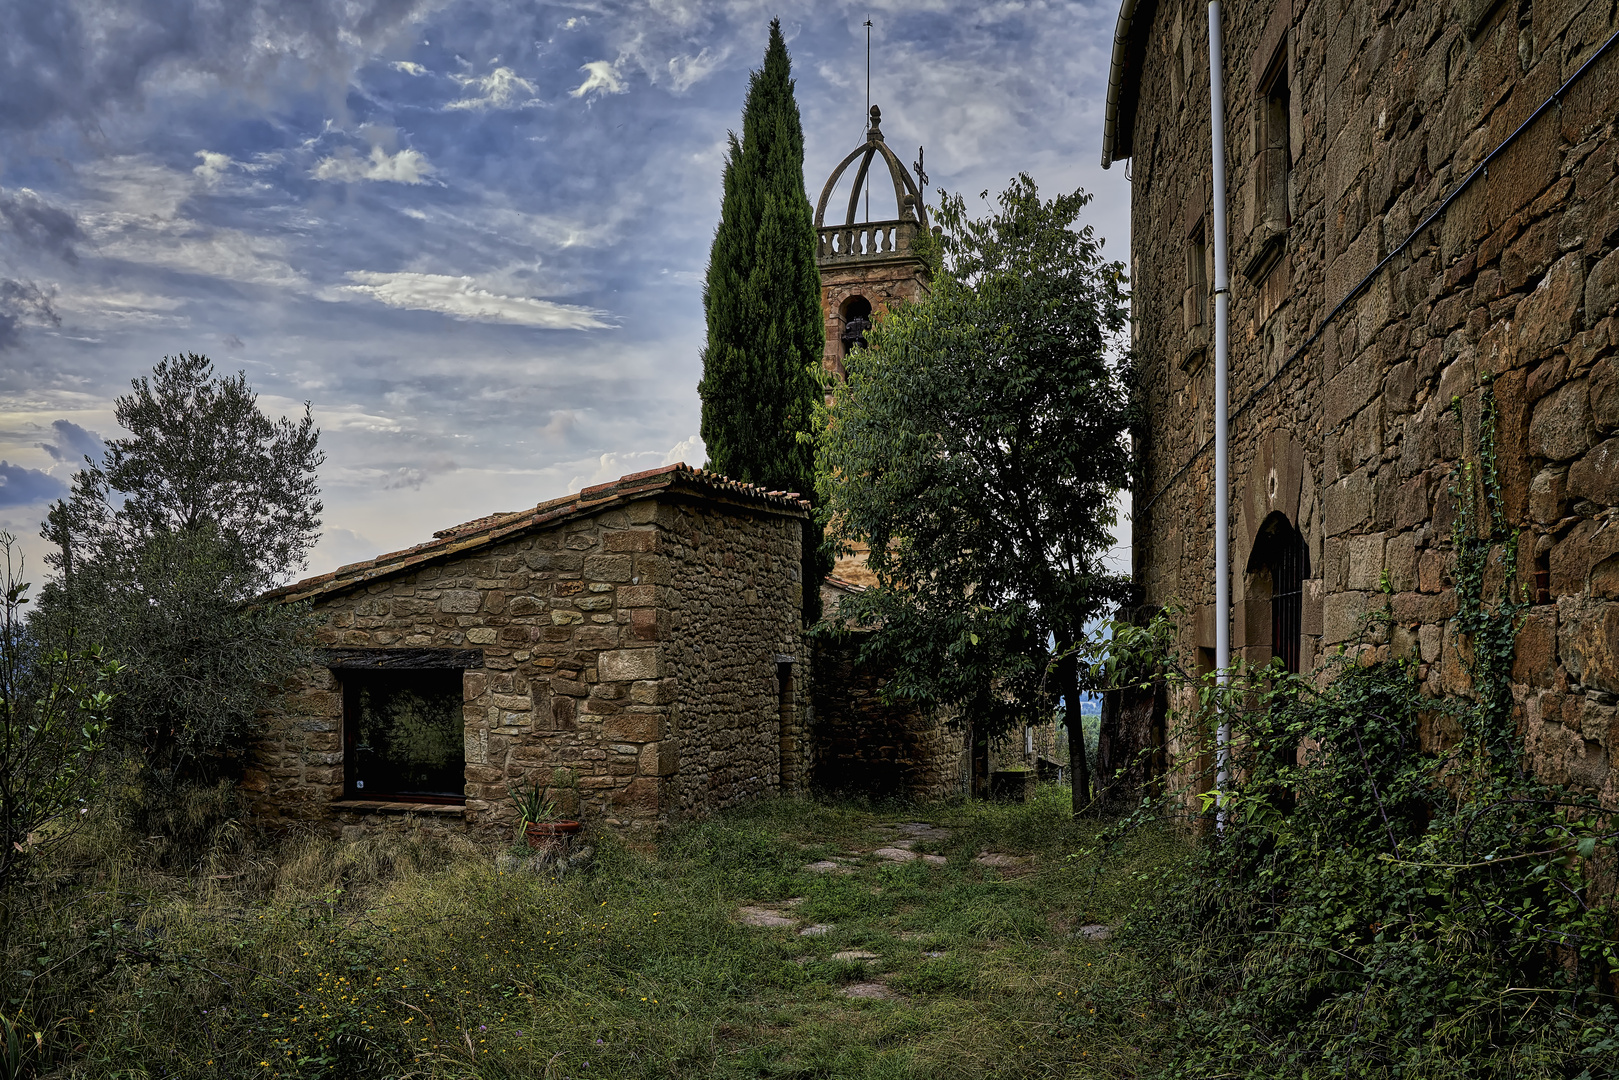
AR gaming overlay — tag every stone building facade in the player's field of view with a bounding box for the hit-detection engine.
[251,465,810,838]
[1103,0,1619,801]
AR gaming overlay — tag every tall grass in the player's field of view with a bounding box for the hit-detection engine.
[4,788,1185,1079]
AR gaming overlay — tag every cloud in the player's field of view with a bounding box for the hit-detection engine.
[378,459,459,490]
[312,145,436,184]
[38,419,105,465]
[338,271,611,329]
[0,0,438,136]
[222,333,245,350]
[0,188,83,262]
[567,436,706,493]
[392,60,428,75]
[666,48,725,93]
[193,150,234,184]
[570,60,627,100]
[0,461,68,508]
[447,67,538,110]
[0,280,61,350]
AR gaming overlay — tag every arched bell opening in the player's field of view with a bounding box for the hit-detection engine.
[839,295,873,357]
[1245,511,1309,674]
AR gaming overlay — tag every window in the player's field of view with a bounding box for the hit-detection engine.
[1249,513,1308,674]
[1258,48,1292,237]
[343,669,465,801]
[1185,220,1208,330]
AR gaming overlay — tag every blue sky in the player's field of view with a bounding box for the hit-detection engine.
[0,0,1132,583]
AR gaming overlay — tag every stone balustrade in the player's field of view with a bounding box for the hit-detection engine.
[817,219,917,262]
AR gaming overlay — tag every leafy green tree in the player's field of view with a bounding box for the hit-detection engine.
[817,176,1132,812]
[0,533,119,946]
[696,18,823,502]
[41,354,321,794]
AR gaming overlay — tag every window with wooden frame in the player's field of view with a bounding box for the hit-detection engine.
[1245,41,1292,282]
[1184,219,1209,331]
[328,648,481,803]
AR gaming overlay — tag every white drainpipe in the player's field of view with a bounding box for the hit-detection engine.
[1207,0,1232,832]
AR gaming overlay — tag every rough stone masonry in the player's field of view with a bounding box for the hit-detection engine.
[251,464,810,839]
[1106,0,1619,803]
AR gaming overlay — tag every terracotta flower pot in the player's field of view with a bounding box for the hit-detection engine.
[524,820,582,851]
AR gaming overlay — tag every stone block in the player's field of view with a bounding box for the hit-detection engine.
[1385,531,1418,592]
[1586,247,1619,322]
[1385,360,1418,414]
[1324,471,1374,536]
[640,740,679,776]
[489,693,531,712]
[599,649,660,681]
[1557,598,1619,694]
[1513,610,1559,689]
[583,554,633,582]
[1591,361,1618,434]
[629,678,678,705]
[1347,533,1387,591]
[1512,253,1585,369]
[465,627,498,644]
[617,584,658,607]
[439,589,482,613]
[1528,466,1570,523]
[1394,474,1429,529]
[1528,380,1592,461]
[1323,591,1370,645]
[1568,438,1619,507]
[614,777,661,815]
[604,529,657,552]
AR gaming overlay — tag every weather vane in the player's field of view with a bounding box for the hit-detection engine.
[864,17,873,222]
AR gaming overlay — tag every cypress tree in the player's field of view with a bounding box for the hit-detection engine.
[697,19,823,500]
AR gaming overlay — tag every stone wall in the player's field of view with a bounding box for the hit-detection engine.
[249,468,808,838]
[808,633,967,800]
[661,498,808,817]
[1122,0,1619,803]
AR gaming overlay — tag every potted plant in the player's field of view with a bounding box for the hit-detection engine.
[510,777,581,851]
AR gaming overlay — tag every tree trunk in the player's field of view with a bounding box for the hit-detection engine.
[1059,642,1092,816]
[970,723,990,800]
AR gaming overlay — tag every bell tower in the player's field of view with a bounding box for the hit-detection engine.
[813,105,933,381]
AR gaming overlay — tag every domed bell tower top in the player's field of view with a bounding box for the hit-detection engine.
[813,105,933,381]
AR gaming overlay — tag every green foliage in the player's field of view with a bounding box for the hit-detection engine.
[6,790,1187,1079]
[39,355,320,794]
[1098,385,1619,1078]
[0,532,120,938]
[696,19,822,503]
[816,176,1133,805]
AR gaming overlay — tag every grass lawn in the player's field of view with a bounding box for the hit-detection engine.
[14,787,1186,1079]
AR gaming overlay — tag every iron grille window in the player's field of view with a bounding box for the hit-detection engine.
[1268,529,1306,674]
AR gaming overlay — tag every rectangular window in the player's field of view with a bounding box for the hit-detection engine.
[1259,49,1292,235]
[343,669,465,801]
[1185,221,1208,330]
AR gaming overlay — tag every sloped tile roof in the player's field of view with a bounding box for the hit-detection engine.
[261,462,809,605]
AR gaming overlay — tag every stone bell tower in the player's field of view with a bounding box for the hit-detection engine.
[813,105,933,381]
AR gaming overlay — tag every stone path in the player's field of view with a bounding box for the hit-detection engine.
[840,981,900,1000]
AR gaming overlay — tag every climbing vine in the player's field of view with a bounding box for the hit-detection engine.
[1081,383,1619,1079]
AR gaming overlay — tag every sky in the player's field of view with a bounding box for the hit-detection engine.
[0,0,1133,586]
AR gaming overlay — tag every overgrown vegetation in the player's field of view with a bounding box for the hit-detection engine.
[0,790,1184,1079]
[1100,378,1619,1078]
